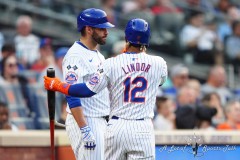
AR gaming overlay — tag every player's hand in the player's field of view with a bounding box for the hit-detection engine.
[80,126,96,150]
[44,76,70,95]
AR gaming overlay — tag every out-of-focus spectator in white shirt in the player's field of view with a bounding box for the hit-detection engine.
[14,15,40,68]
[180,10,222,64]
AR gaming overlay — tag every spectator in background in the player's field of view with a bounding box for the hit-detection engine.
[177,86,198,108]
[0,55,31,114]
[0,44,15,59]
[175,103,196,129]
[153,96,175,130]
[0,102,18,131]
[175,88,217,130]
[163,64,189,100]
[175,85,198,129]
[186,79,201,100]
[217,101,240,130]
[225,20,240,72]
[14,15,40,68]
[196,106,217,130]
[217,6,240,42]
[180,10,221,64]
[202,92,225,126]
[180,10,205,58]
[0,44,24,73]
[31,38,54,72]
[214,0,232,18]
[201,65,232,105]
[0,55,28,85]
[199,19,223,64]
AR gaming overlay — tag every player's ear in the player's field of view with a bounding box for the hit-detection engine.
[86,26,94,35]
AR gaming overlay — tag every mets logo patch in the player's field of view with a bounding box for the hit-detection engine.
[65,72,78,84]
[89,73,100,86]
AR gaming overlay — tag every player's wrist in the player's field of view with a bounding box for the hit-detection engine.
[58,82,70,95]
[80,125,90,133]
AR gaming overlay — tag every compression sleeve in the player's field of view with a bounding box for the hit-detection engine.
[68,83,96,97]
[66,96,82,109]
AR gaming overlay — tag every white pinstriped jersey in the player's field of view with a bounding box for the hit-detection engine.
[62,41,110,117]
[86,52,167,119]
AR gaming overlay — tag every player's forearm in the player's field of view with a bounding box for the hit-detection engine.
[44,76,96,97]
[70,107,87,128]
[68,83,96,97]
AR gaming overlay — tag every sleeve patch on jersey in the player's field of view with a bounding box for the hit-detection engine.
[97,68,104,74]
[67,65,71,70]
[89,73,100,86]
[65,71,78,84]
[66,65,78,70]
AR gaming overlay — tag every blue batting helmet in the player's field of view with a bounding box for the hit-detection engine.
[77,8,115,32]
[125,18,150,46]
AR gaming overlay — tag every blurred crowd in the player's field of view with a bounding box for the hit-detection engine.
[154,64,240,131]
[0,0,240,131]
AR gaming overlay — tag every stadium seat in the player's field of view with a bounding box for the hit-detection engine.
[11,117,36,130]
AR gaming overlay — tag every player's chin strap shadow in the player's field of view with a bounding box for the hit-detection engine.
[54,120,67,128]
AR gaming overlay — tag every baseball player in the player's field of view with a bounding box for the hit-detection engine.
[44,18,167,159]
[61,8,114,160]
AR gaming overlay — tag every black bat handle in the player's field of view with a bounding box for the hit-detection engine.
[47,68,55,121]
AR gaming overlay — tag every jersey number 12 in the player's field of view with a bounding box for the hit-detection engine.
[123,77,147,103]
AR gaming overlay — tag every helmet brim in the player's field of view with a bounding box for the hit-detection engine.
[93,22,115,28]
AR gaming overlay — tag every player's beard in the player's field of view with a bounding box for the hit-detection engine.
[92,30,107,45]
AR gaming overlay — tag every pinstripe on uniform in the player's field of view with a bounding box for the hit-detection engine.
[87,52,168,159]
[63,41,110,160]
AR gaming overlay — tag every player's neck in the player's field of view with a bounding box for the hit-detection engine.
[126,47,143,54]
[79,38,97,50]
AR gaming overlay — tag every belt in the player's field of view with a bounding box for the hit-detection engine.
[111,116,144,121]
[68,113,109,122]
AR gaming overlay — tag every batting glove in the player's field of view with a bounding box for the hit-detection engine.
[80,126,96,150]
[44,76,70,95]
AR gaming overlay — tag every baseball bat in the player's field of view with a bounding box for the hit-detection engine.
[47,68,55,160]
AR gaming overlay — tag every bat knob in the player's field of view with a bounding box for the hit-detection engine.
[47,68,55,78]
